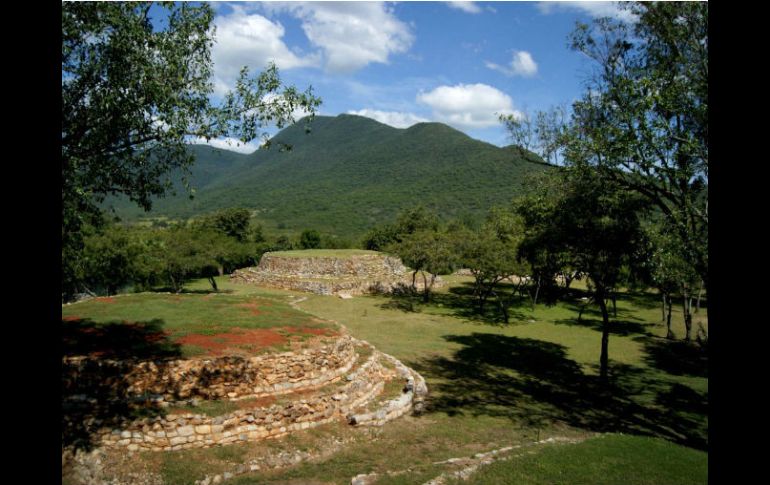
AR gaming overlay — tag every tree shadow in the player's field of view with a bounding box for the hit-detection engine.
[553,315,656,337]
[621,290,665,310]
[410,332,708,450]
[637,336,708,378]
[62,318,181,359]
[62,318,182,453]
[378,281,531,326]
[149,286,234,295]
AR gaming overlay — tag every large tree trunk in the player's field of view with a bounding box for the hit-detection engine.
[665,293,674,339]
[208,276,218,292]
[682,285,693,341]
[563,272,574,290]
[168,272,181,293]
[611,292,617,317]
[596,286,611,383]
[493,290,510,323]
[695,280,703,313]
[531,276,541,310]
[661,293,666,321]
[578,296,593,323]
[479,281,498,314]
[421,272,431,303]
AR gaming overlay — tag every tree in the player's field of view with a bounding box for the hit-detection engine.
[299,229,322,249]
[565,2,707,291]
[457,209,528,322]
[500,104,568,165]
[517,165,648,381]
[198,208,253,242]
[80,223,143,296]
[142,226,236,293]
[389,229,456,303]
[641,222,701,341]
[62,2,321,299]
[514,171,581,306]
[363,206,440,251]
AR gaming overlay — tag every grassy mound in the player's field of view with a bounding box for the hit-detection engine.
[61,293,338,358]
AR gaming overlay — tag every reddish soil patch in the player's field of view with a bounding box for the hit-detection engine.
[238,395,276,409]
[175,328,287,356]
[235,302,262,316]
[95,297,115,303]
[62,315,82,322]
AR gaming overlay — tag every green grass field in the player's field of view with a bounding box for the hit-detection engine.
[63,275,707,484]
[447,434,707,485]
[61,292,335,358]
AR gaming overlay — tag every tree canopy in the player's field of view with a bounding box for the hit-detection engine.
[62,2,321,299]
[564,2,707,287]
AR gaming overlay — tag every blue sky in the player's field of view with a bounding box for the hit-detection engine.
[190,1,636,152]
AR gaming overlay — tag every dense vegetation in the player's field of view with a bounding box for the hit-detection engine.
[62,2,320,299]
[106,114,551,238]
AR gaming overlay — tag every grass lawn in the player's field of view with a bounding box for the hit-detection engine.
[64,274,707,484]
[61,292,336,358]
[447,434,707,485]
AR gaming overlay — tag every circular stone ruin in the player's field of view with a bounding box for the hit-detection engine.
[61,293,427,454]
[231,249,443,297]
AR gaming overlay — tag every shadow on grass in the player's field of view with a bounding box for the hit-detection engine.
[378,282,531,326]
[62,318,182,453]
[553,315,656,337]
[637,336,708,378]
[149,286,235,295]
[411,332,708,451]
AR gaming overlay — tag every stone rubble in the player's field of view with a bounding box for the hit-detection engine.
[63,335,357,405]
[63,336,428,455]
[231,252,443,296]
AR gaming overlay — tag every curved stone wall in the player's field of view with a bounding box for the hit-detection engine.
[257,253,408,278]
[63,333,429,453]
[63,336,357,404]
[231,251,443,296]
[96,349,394,451]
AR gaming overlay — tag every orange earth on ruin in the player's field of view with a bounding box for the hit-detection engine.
[173,326,338,357]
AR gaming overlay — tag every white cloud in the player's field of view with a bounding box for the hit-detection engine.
[511,51,538,77]
[211,7,319,95]
[416,84,522,129]
[446,2,482,14]
[347,109,429,129]
[188,136,261,154]
[536,2,637,23]
[486,50,538,77]
[266,2,414,73]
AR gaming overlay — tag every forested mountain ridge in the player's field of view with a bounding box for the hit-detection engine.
[109,114,552,237]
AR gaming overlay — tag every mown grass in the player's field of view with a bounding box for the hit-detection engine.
[69,274,707,485]
[447,434,708,485]
[61,292,336,357]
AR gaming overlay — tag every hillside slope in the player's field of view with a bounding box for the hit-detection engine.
[110,114,551,237]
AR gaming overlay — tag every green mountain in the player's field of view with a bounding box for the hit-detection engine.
[110,114,552,237]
